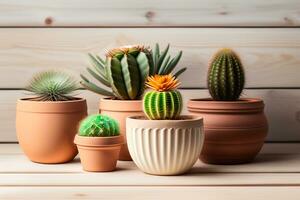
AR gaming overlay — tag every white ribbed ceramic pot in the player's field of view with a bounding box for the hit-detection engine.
[126,115,204,175]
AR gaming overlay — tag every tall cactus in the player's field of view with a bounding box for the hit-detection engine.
[81,45,151,100]
[143,74,182,120]
[208,48,245,101]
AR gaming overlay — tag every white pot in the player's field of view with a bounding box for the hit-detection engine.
[126,115,204,175]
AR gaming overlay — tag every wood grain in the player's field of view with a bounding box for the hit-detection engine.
[0,0,299,27]
[0,28,300,88]
[1,186,300,200]
[1,89,300,142]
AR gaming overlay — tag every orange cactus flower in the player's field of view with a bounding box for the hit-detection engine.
[145,74,180,92]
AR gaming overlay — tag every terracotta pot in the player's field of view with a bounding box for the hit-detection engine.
[16,98,87,164]
[126,115,204,175]
[99,98,143,161]
[187,98,268,164]
[74,135,124,172]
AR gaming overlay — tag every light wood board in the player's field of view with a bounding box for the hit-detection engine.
[1,89,300,142]
[0,0,299,27]
[0,28,300,88]
[1,144,300,200]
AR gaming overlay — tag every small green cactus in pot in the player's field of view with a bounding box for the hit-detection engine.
[208,48,245,101]
[143,74,182,120]
[79,114,120,137]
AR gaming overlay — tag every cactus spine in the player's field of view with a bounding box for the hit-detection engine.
[79,114,120,137]
[208,48,245,101]
[143,74,182,120]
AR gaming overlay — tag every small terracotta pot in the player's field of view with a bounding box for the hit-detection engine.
[99,98,143,161]
[188,98,268,164]
[74,135,124,172]
[126,115,204,175]
[16,98,87,164]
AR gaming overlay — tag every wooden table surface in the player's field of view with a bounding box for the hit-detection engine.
[1,143,300,200]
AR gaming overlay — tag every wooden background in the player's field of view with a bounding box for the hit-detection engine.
[1,0,300,142]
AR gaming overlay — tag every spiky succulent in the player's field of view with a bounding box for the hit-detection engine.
[150,43,186,77]
[80,43,186,100]
[143,74,182,120]
[79,114,120,137]
[26,71,79,101]
[208,48,245,101]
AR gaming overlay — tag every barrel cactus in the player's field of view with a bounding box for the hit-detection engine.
[79,114,120,137]
[81,44,186,100]
[208,48,245,101]
[143,74,182,120]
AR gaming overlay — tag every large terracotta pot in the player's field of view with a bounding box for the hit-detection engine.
[126,115,204,175]
[16,98,87,164]
[99,98,143,161]
[187,98,268,164]
[74,135,124,172]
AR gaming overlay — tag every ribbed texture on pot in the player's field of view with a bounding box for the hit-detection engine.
[127,127,204,175]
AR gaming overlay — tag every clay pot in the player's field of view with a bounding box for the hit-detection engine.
[16,98,87,164]
[74,135,124,172]
[99,98,143,161]
[187,98,268,164]
[126,115,204,175]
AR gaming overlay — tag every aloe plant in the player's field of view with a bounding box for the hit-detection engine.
[79,114,120,137]
[208,48,245,101]
[26,71,79,101]
[81,44,186,100]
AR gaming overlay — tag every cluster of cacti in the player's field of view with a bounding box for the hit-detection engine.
[26,71,79,101]
[79,114,120,137]
[208,48,245,101]
[81,43,186,100]
[143,74,182,120]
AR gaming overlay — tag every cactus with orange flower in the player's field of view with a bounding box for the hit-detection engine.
[143,74,182,120]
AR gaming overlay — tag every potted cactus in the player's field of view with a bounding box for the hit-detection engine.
[126,74,204,175]
[16,71,87,164]
[74,114,124,172]
[188,48,268,164]
[80,44,186,161]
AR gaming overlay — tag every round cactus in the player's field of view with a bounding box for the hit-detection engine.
[79,114,120,137]
[208,48,245,101]
[143,74,182,120]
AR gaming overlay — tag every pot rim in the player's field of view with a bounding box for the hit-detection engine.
[17,98,87,113]
[127,115,203,128]
[99,97,142,112]
[74,134,124,147]
[188,98,264,112]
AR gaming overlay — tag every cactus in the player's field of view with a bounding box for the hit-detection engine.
[208,48,245,101]
[81,45,151,100]
[79,114,120,137]
[26,71,79,101]
[81,44,186,100]
[143,74,182,120]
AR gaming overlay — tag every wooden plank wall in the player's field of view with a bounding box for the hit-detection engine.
[0,0,300,142]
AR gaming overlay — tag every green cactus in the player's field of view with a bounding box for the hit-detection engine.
[79,114,120,137]
[208,48,245,101]
[143,74,182,120]
[81,45,151,100]
[80,44,186,100]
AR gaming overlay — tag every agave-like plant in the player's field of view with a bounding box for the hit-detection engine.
[26,71,79,101]
[80,43,186,100]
